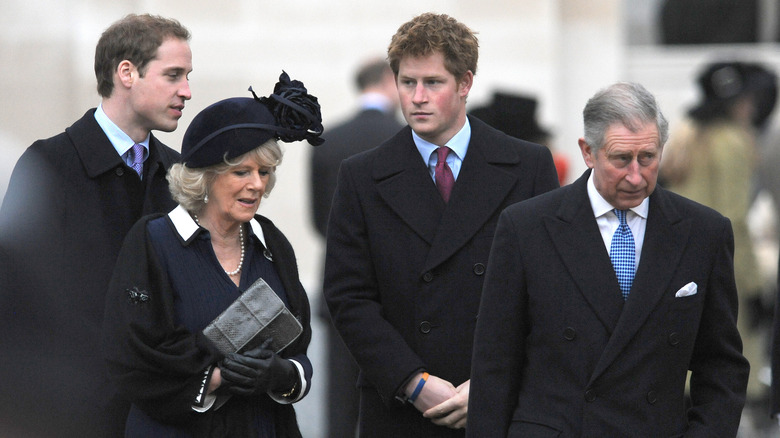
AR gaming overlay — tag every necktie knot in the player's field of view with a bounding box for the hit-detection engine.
[437,146,450,163]
[435,147,454,203]
[131,143,144,178]
[614,208,628,225]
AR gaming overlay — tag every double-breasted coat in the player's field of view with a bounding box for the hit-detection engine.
[467,171,749,437]
[323,116,559,437]
[0,109,180,437]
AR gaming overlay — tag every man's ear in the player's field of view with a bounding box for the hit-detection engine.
[116,60,136,89]
[458,70,474,98]
[578,138,595,169]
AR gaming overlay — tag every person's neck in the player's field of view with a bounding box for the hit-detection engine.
[197,214,241,245]
[101,97,150,143]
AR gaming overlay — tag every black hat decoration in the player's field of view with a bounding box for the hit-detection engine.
[182,71,324,168]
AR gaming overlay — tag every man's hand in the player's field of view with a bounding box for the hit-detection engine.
[406,373,457,412]
[423,379,470,429]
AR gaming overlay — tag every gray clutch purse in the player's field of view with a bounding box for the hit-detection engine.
[202,277,302,354]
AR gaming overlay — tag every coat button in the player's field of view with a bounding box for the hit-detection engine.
[419,321,432,334]
[422,272,434,282]
[584,389,596,402]
[563,327,576,341]
[473,263,485,276]
[115,167,125,176]
[668,332,680,346]
[646,390,658,404]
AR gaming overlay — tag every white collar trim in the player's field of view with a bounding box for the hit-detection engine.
[167,204,267,247]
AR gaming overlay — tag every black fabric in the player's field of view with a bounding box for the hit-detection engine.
[0,109,179,437]
[323,116,560,437]
[103,212,311,437]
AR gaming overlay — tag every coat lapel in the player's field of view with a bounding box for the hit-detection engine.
[423,119,524,271]
[67,109,125,179]
[589,186,691,382]
[374,127,444,246]
[545,171,625,333]
[373,120,527,272]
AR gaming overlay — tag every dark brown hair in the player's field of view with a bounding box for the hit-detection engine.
[387,13,478,80]
[94,14,190,97]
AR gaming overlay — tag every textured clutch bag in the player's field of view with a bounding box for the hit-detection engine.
[203,277,302,355]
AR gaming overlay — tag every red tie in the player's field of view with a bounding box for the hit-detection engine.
[435,147,454,203]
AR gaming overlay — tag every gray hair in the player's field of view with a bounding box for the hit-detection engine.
[167,139,283,214]
[583,82,669,151]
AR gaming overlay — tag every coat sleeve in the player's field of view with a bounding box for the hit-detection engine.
[323,160,427,404]
[102,218,222,424]
[259,218,314,400]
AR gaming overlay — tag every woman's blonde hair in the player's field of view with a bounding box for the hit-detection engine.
[168,139,283,213]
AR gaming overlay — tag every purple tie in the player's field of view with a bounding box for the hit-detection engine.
[131,143,144,178]
[435,147,454,203]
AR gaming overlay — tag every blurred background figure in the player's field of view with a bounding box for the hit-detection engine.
[660,60,778,435]
[309,57,401,438]
[0,14,191,437]
[469,92,569,186]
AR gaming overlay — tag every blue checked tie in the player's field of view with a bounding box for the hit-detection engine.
[610,209,635,300]
[131,143,144,178]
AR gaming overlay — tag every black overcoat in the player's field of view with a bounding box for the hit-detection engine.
[0,109,179,437]
[323,116,559,437]
[468,171,749,437]
[102,211,312,437]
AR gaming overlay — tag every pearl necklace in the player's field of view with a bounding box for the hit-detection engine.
[194,215,245,277]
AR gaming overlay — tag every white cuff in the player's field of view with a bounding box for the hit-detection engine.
[268,359,307,404]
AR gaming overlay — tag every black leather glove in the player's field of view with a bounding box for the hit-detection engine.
[219,338,298,397]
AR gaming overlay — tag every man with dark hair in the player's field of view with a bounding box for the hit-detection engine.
[323,12,558,437]
[310,57,401,438]
[0,13,191,437]
[468,82,748,437]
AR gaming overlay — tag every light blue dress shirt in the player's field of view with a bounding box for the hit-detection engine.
[94,104,150,170]
[413,117,471,182]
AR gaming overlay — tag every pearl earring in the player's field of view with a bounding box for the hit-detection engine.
[204,194,209,204]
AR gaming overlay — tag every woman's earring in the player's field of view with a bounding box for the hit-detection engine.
[204,194,209,204]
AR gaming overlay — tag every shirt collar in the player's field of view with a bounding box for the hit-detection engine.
[95,103,150,157]
[359,92,395,113]
[412,117,471,163]
[167,205,267,247]
[586,170,649,219]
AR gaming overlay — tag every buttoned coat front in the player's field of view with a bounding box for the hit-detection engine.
[467,171,749,438]
[323,116,559,437]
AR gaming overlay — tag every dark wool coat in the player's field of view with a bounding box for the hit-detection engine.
[323,116,559,437]
[468,171,749,437]
[0,109,180,437]
[103,212,312,437]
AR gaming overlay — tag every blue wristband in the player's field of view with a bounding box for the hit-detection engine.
[407,372,429,403]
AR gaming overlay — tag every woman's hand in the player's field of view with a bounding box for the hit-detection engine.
[219,339,297,396]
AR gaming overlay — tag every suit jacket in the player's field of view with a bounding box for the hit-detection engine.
[0,109,180,437]
[467,170,749,438]
[323,116,559,437]
[310,108,402,238]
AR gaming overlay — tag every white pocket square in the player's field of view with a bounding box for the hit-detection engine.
[675,282,697,297]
